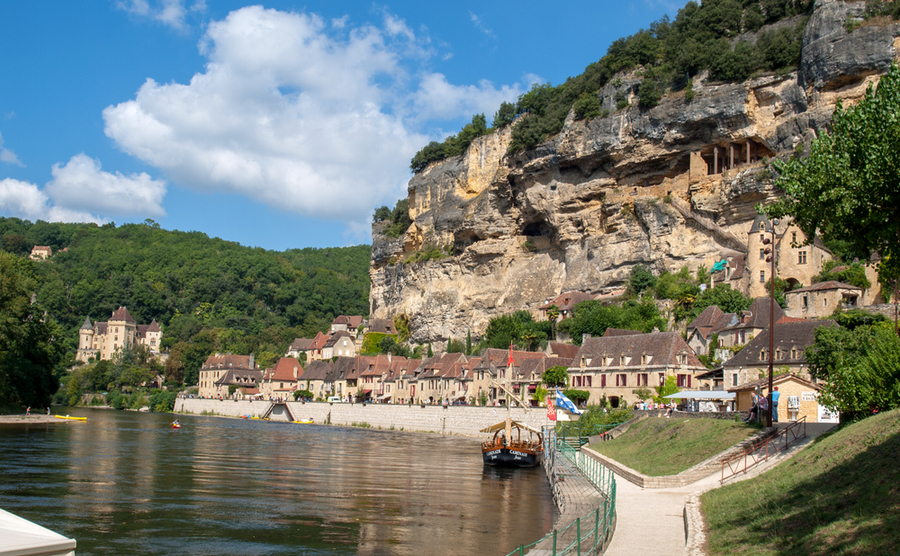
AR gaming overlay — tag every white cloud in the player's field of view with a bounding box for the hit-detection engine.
[45,154,167,218]
[116,0,206,31]
[0,178,101,223]
[469,12,496,40]
[0,132,24,168]
[411,73,527,122]
[103,6,526,226]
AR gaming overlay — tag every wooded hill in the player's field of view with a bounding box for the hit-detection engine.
[0,217,371,381]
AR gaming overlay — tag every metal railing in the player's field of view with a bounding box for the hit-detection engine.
[556,421,627,448]
[503,431,616,556]
[720,416,808,483]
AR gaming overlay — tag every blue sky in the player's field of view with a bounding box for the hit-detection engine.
[0,0,681,251]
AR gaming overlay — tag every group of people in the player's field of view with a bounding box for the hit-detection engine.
[744,387,780,423]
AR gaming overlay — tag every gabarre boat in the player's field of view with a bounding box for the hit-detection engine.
[480,417,543,467]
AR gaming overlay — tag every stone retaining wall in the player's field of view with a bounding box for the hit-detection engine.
[174,398,554,436]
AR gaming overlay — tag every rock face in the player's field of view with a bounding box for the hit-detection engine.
[370,0,899,347]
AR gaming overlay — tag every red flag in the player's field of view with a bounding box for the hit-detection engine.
[508,341,514,368]
[547,398,557,421]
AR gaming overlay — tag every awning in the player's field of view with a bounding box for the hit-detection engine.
[364,389,372,394]
[377,394,391,400]
[0,508,76,556]
[664,391,735,400]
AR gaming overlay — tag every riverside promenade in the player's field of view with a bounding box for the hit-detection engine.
[592,422,836,556]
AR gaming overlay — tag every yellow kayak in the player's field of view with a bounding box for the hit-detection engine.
[54,415,87,421]
[293,420,314,424]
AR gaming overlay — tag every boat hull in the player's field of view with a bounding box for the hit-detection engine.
[482,447,542,468]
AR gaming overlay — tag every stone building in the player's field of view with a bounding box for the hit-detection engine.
[198,353,258,398]
[721,319,837,388]
[784,281,862,318]
[29,246,52,260]
[570,330,707,408]
[76,307,162,363]
[260,357,305,401]
[717,297,784,349]
[686,305,736,356]
[729,374,837,424]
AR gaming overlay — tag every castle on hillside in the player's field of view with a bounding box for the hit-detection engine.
[76,306,162,363]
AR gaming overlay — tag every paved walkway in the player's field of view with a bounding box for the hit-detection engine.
[602,423,836,556]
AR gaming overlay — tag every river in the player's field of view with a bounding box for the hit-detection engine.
[0,408,555,555]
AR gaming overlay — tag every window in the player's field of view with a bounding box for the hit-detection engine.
[676,374,692,387]
[792,231,797,244]
[759,350,767,361]
[759,222,765,232]
[798,251,807,264]
[601,374,607,387]
[732,374,738,387]
[638,373,648,386]
[802,295,808,308]
[759,248,765,260]
[585,376,592,387]
[659,373,665,385]
[616,374,627,387]
[760,270,765,283]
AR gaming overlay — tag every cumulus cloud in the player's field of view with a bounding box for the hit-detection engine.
[0,153,166,223]
[0,132,24,168]
[103,6,524,227]
[116,0,206,30]
[0,178,100,223]
[46,153,167,218]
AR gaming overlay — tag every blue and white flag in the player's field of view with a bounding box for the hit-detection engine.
[556,388,582,415]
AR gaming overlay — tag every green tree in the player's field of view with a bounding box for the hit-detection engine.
[492,101,517,128]
[0,252,64,407]
[542,366,569,388]
[628,264,657,295]
[805,323,900,419]
[765,65,900,289]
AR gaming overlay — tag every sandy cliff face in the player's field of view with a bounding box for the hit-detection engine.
[370,0,899,346]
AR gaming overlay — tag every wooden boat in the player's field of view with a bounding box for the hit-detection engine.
[480,418,543,468]
[54,415,87,421]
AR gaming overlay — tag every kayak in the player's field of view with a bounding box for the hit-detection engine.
[171,423,181,429]
[54,415,87,421]
[293,420,314,424]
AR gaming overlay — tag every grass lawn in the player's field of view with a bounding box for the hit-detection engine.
[702,409,900,556]
[587,416,759,476]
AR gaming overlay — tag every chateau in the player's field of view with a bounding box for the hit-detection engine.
[76,307,162,363]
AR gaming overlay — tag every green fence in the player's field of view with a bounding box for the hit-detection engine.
[503,435,616,556]
[557,421,626,447]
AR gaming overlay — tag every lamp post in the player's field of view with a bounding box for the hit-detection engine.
[761,219,778,428]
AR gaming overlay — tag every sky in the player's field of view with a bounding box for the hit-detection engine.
[0,0,682,251]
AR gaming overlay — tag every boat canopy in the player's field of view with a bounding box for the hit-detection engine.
[0,509,76,556]
[663,391,735,400]
[479,420,543,435]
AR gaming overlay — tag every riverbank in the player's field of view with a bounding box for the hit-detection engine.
[0,414,68,424]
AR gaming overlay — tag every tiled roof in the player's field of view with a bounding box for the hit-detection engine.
[301,360,333,381]
[368,318,396,334]
[722,320,837,368]
[479,348,547,368]
[548,342,579,359]
[786,280,861,293]
[213,368,263,387]
[518,357,573,378]
[728,373,821,393]
[540,291,595,312]
[264,357,303,382]
[201,353,257,370]
[723,298,784,331]
[110,306,136,323]
[603,328,643,337]
[575,331,704,369]
[289,338,314,351]
[81,316,93,330]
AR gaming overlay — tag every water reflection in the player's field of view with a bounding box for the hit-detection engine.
[0,409,555,555]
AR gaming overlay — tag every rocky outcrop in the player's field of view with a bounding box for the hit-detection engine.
[370,0,899,347]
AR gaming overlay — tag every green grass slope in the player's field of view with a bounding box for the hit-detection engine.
[588,417,759,476]
[702,409,900,556]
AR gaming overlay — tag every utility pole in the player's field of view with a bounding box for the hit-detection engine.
[762,219,778,428]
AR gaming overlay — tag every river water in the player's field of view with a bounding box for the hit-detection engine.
[0,408,555,555]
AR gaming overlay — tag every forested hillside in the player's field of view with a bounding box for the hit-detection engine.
[0,217,370,382]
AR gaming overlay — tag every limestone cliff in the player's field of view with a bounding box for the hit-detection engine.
[370,0,899,346]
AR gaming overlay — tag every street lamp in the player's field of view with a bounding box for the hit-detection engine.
[761,219,779,428]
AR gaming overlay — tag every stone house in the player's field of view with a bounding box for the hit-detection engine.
[330,315,365,334]
[359,354,392,402]
[538,291,596,321]
[212,367,263,400]
[721,319,837,388]
[729,374,837,424]
[377,356,419,404]
[570,330,707,408]
[412,352,466,404]
[784,281,862,318]
[285,338,313,359]
[686,305,736,356]
[323,331,357,359]
[198,353,258,398]
[367,318,396,335]
[301,359,337,400]
[260,357,304,401]
[29,246,52,260]
[332,356,364,401]
[514,357,574,406]
[76,307,162,363]
[718,297,784,349]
